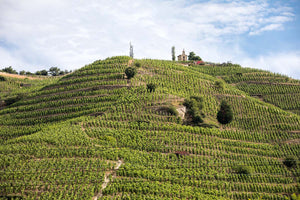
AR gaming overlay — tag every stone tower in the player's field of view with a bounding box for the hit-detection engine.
[177,49,187,61]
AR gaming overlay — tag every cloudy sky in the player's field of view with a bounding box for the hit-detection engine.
[0,0,299,78]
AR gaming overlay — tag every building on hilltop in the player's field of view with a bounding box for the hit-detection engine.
[177,49,187,61]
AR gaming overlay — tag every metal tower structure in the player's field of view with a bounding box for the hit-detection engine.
[129,42,134,58]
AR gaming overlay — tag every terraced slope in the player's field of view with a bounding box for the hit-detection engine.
[0,73,58,109]
[189,64,300,115]
[0,56,299,199]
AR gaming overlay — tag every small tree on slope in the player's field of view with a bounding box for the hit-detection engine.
[217,100,233,124]
[125,67,137,79]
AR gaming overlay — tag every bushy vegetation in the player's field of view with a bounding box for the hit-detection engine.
[158,106,178,116]
[4,93,26,106]
[214,80,225,91]
[0,75,6,81]
[184,96,205,124]
[134,62,141,68]
[188,51,202,61]
[217,100,233,124]
[233,165,252,175]
[125,67,137,79]
[146,83,156,92]
[283,156,297,168]
[1,66,18,74]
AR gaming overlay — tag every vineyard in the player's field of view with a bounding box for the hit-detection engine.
[0,56,299,199]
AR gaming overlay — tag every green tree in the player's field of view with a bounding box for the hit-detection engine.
[0,75,6,81]
[134,62,141,68]
[19,70,26,75]
[283,156,297,168]
[172,46,175,61]
[40,69,48,76]
[183,96,205,124]
[217,100,233,124]
[49,67,61,76]
[188,52,202,61]
[147,83,156,92]
[1,66,18,74]
[35,71,42,75]
[59,71,65,75]
[125,67,137,79]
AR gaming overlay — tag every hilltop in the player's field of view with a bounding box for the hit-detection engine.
[0,56,299,200]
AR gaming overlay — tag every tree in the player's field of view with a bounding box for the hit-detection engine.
[125,67,137,79]
[0,75,6,81]
[147,83,156,92]
[1,66,18,74]
[171,46,175,61]
[35,71,41,75]
[19,70,26,75]
[283,156,297,168]
[49,67,61,76]
[40,70,48,76]
[188,52,202,61]
[217,100,233,124]
[183,96,205,124]
[59,71,65,75]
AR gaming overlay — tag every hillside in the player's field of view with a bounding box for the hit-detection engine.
[0,56,299,200]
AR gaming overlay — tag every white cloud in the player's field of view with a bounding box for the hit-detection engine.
[239,52,300,79]
[0,0,297,79]
[249,23,283,35]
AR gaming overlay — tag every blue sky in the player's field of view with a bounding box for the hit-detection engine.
[0,0,299,79]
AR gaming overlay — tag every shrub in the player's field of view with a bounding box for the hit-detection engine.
[146,83,156,92]
[158,106,178,116]
[283,156,297,168]
[134,62,141,68]
[125,67,137,79]
[217,100,233,124]
[214,80,225,91]
[290,193,300,200]
[167,106,178,116]
[183,96,203,110]
[192,115,203,123]
[4,93,25,106]
[234,165,252,175]
[0,75,6,81]
[183,96,205,124]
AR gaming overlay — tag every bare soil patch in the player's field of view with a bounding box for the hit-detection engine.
[0,72,42,80]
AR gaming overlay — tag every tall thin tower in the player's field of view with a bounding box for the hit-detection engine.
[129,42,134,58]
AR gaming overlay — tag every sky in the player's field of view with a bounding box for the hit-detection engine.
[0,0,299,79]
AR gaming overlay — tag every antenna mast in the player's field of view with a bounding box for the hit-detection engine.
[129,42,134,58]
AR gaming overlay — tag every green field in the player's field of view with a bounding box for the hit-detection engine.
[0,56,299,199]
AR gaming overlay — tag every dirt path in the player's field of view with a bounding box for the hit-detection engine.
[214,94,246,98]
[0,72,42,80]
[128,59,134,66]
[92,160,123,200]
